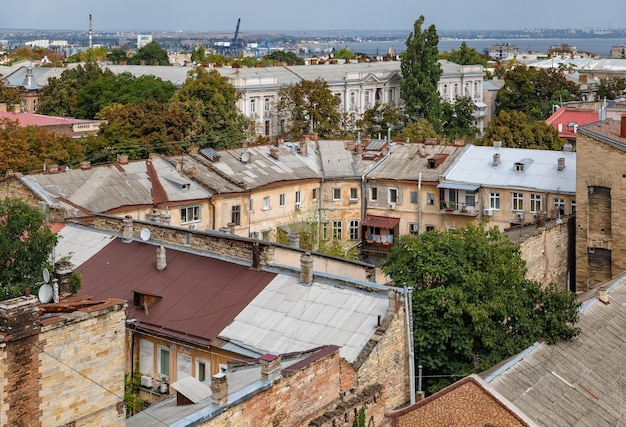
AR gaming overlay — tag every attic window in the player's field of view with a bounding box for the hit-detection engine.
[514,162,524,172]
[427,158,437,169]
[133,291,161,311]
[181,183,190,191]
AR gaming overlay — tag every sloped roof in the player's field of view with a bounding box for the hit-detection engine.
[0,112,101,128]
[481,274,626,426]
[77,237,277,346]
[442,145,576,194]
[578,117,626,150]
[545,107,600,139]
[528,57,626,72]
[219,274,389,363]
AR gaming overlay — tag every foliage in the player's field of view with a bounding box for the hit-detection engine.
[482,109,564,150]
[597,77,626,100]
[67,47,108,63]
[191,45,206,63]
[440,41,488,67]
[263,50,305,65]
[382,223,581,394]
[0,119,84,173]
[172,67,251,149]
[357,103,403,138]
[400,16,443,132]
[352,404,375,427]
[333,47,358,60]
[276,78,342,139]
[69,271,82,294]
[441,95,478,140]
[37,62,114,117]
[124,361,146,417]
[0,198,58,300]
[496,65,580,121]
[236,56,262,68]
[205,53,233,65]
[401,119,438,141]
[0,80,21,106]
[107,48,130,64]
[129,41,170,66]
[76,72,176,119]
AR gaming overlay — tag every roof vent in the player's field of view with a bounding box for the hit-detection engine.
[557,157,565,171]
[199,148,220,162]
[493,141,502,149]
[493,153,501,167]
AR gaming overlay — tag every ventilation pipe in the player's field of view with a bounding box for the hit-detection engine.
[557,157,565,171]
[287,233,300,249]
[387,126,392,154]
[300,252,314,284]
[493,153,501,167]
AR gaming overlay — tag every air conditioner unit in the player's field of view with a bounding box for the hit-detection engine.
[156,373,169,382]
[140,376,153,388]
[483,209,493,216]
[189,223,198,230]
[516,212,524,220]
[295,202,302,210]
[158,383,168,394]
[388,202,396,210]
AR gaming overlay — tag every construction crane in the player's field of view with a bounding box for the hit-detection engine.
[213,18,245,57]
[232,18,242,56]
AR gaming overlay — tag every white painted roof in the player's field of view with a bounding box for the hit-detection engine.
[54,223,115,267]
[219,274,389,363]
[442,145,576,194]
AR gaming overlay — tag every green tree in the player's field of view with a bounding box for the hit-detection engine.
[276,78,342,139]
[333,47,358,60]
[191,45,206,63]
[124,362,146,417]
[597,77,626,100]
[401,119,438,141]
[107,48,129,64]
[0,80,21,106]
[483,110,564,150]
[400,16,443,132]
[67,47,108,63]
[358,103,403,138]
[441,95,478,140]
[441,41,488,67]
[263,50,305,65]
[0,198,58,300]
[172,67,251,149]
[382,223,580,394]
[129,41,170,66]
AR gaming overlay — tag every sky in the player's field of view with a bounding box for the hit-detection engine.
[2,0,625,33]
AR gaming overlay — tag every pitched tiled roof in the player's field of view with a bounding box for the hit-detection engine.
[545,107,600,139]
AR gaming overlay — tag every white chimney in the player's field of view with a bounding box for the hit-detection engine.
[156,245,167,271]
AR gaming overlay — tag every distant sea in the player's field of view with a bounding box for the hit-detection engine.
[339,38,626,58]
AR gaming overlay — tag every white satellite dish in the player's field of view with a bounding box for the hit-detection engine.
[140,228,151,241]
[241,151,250,163]
[38,284,53,304]
[43,268,50,284]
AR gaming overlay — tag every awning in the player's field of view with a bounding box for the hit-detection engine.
[361,215,400,229]
[474,102,487,108]
[437,182,480,192]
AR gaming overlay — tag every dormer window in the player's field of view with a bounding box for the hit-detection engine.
[515,162,524,172]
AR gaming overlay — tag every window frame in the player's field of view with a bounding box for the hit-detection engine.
[180,205,200,224]
[333,188,341,201]
[195,358,209,383]
[332,220,343,240]
[231,205,241,225]
[489,192,500,210]
[279,193,286,207]
[370,187,378,201]
[349,219,359,240]
[511,192,524,212]
[389,188,398,203]
[530,193,543,213]
[263,196,270,210]
[157,345,170,378]
[349,187,358,201]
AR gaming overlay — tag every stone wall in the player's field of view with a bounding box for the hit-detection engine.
[39,299,127,426]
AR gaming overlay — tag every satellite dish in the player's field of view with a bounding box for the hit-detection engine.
[241,152,250,163]
[43,268,50,284]
[140,228,151,241]
[38,284,53,304]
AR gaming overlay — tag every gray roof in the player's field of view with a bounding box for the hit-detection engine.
[317,140,368,178]
[442,145,576,194]
[528,57,626,72]
[1,62,82,88]
[54,223,116,267]
[482,274,626,426]
[366,142,465,182]
[219,274,389,363]
[24,157,210,214]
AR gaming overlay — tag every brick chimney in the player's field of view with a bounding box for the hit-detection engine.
[260,354,282,382]
[299,139,308,156]
[621,115,626,139]
[117,154,129,165]
[156,245,167,271]
[211,373,228,405]
[80,161,91,170]
[300,252,314,284]
[287,233,300,249]
[270,146,280,160]
[122,215,134,242]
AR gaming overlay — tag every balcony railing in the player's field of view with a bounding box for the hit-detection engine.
[440,201,480,216]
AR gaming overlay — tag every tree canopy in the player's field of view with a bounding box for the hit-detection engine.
[597,77,626,100]
[441,95,478,140]
[263,51,305,65]
[0,198,58,300]
[276,78,342,139]
[129,41,170,66]
[483,109,564,150]
[400,16,443,132]
[440,41,488,67]
[383,223,580,394]
[357,103,403,138]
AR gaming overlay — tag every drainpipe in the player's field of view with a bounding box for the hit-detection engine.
[417,172,422,235]
[209,197,216,230]
[405,286,416,404]
[387,126,392,154]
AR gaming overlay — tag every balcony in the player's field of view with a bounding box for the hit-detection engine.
[440,201,480,216]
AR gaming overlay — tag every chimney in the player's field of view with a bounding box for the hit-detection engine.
[211,373,228,405]
[579,75,587,84]
[299,139,308,156]
[563,143,573,152]
[557,157,565,171]
[156,245,167,271]
[287,233,300,249]
[188,146,199,155]
[270,146,280,160]
[122,215,134,242]
[117,154,129,165]
[0,103,7,112]
[346,140,356,151]
[493,153,500,167]
[300,252,314,284]
[48,164,59,173]
[160,209,171,225]
[597,287,609,304]
[175,161,183,173]
[54,260,73,295]
[621,115,626,139]
[252,241,260,270]
[13,104,21,113]
[80,161,91,170]
[260,354,282,382]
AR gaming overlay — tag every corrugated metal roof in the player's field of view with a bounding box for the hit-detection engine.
[361,215,400,229]
[219,274,389,363]
[482,274,626,426]
[442,145,576,194]
[171,376,212,404]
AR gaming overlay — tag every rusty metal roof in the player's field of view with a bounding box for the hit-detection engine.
[76,238,276,346]
[361,215,400,229]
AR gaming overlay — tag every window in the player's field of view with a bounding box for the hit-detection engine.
[514,162,524,172]
[350,188,358,201]
[195,359,209,382]
[365,90,370,104]
[409,223,419,235]
[280,119,285,134]
[349,220,359,240]
[250,98,256,113]
[465,193,475,208]
[264,97,270,111]
[332,220,342,240]
[370,187,378,201]
[333,188,341,201]
[389,188,398,203]
[295,190,302,208]
[181,206,200,224]
[231,205,241,225]
[249,198,254,212]
[312,188,318,201]
[263,196,270,210]
[321,222,329,240]
[554,198,565,216]
[571,199,576,214]
[261,229,270,240]
[426,225,436,232]
[264,120,270,136]
[511,192,524,211]
[530,193,543,213]
[279,193,286,207]
[388,88,394,102]
[426,193,435,205]
[350,91,355,107]
[454,83,458,95]
[158,346,170,377]
[443,84,448,95]
[489,192,500,210]
[410,191,418,204]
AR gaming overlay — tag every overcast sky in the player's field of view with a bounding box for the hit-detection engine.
[2,0,624,33]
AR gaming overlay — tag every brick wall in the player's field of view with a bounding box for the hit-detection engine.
[39,301,127,427]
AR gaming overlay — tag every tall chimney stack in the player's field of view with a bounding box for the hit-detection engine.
[89,14,93,50]
[211,373,228,405]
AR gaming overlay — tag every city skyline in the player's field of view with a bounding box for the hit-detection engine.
[2,0,625,33]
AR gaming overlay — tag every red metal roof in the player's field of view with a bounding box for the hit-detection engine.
[361,215,400,229]
[76,238,276,346]
[545,107,599,139]
[0,112,94,127]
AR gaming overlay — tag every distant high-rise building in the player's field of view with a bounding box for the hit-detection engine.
[137,34,152,49]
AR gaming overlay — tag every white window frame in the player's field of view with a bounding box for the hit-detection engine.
[250,98,256,113]
[530,193,543,213]
[180,205,200,224]
[312,188,318,201]
[350,187,358,201]
[426,193,435,205]
[370,187,378,201]
[333,188,341,201]
[263,196,270,210]
[279,193,286,207]
[349,220,359,240]
[264,97,270,111]
[511,192,524,212]
[157,345,170,378]
[489,192,500,210]
[332,220,342,240]
[571,199,576,214]
[554,197,565,215]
